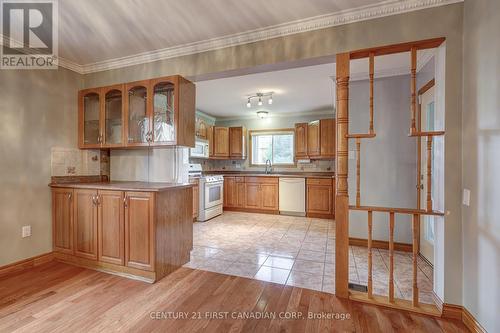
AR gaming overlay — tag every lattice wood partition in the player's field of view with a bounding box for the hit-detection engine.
[335,38,446,314]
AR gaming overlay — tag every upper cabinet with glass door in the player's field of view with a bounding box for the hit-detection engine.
[124,80,151,147]
[78,75,195,149]
[78,88,102,148]
[150,76,195,147]
[102,85,125,147]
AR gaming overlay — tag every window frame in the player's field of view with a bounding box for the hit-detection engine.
[248,129,296,167]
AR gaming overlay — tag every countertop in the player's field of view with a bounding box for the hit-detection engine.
[203,171,335,179]
[49,181,193,192]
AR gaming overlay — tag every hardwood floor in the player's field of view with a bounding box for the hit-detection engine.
[0,262,467,332]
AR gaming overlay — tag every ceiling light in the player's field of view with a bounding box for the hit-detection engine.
[246,99,251,108]
[268,96,273,105]
[245,92,274,108]
[256,110,268,119]
[258,97,263,106]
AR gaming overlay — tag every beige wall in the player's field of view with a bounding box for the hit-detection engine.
[462,0,500,331]
[0,67,82,266]
[83,3,464,304]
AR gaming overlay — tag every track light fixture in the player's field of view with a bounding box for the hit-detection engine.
[245,92,274,108]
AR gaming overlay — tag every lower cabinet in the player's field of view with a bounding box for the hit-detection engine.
[224,176,278,211]
[51,185,193,282]
[52,188,74,254]
[98,190,124,265]
[306,178,334,218]
[74,189,98,260]
[192,181,199,219]
[124,192,154,271]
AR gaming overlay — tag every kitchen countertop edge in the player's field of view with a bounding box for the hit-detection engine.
[49,181,193,192]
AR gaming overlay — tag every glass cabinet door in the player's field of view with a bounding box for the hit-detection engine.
[104,87,123,146]
[152,80,175,144]
[127,84,149,145]
[82,91,101,146]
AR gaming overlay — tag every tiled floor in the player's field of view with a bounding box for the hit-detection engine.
[185,211,434,304]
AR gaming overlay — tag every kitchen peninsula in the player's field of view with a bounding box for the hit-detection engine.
[50,180,193,283]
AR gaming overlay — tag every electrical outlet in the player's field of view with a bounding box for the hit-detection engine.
[22,225,31,238]
[462,189,471,206]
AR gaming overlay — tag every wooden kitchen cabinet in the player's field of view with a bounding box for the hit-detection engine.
[79,75,195,149]
[261,183,279,210]
[98,190,124,265]
[245,177,279,212]
[320,119,336,158]
[52,188,74,254]
[125,191,155,271]
[207,125,214,158]
[73,189,98,260]
[235,177,246,208]
[196,118,207,139]
[307,120,321,158]
[244,182,261,209]
[192,180,199,219]
[213,127,230,157]
[229,126,247,159]
[78,88,102,149]
[298,119,336,160]
[124,80,151,147]
[295,123,308,159]
[51,184,193,283]
[223,176,236,207]
[306,178,334,218]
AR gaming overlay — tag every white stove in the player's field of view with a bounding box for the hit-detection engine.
[189,164,224,222]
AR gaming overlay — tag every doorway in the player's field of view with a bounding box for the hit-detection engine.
[419,82,435,264]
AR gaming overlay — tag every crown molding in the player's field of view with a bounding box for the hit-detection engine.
[74,0,460,74]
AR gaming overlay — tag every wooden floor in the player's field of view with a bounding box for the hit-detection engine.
[0,262,467,333]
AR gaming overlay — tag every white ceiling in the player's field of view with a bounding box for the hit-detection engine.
[59,0,386,65]
[196,50,435,118]
[6,0,453,73]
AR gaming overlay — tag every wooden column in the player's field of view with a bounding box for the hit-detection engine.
[335,53,350,298]
[410,47,417,134]
[412,214,419,307]
[389,212,395,303]
[426,136,433,211]
[367,211,373,298]
[369,52,375,134]
[356,139,361,207]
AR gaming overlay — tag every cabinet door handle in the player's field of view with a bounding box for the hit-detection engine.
[91,195,97,206]
[68,193,72,200]
[96,194,101,205]
[123,196,128,208]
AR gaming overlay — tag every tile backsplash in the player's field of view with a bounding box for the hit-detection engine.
[51,147,106,177]
[195,158,335,173]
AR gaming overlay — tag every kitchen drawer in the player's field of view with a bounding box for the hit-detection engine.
[306,178,332,186]
[235,177,245,183]
[245,176,279,184]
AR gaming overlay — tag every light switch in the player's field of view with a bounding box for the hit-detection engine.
[22,225,31,238]
[462,189,470,206]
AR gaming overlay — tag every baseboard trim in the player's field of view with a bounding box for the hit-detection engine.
[306,212,335,219]
[0,252,54,277]
[223,207,279,215]
[349,237,413,252]
[442,304,487,333]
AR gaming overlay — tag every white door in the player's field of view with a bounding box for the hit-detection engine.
[419,86,435,264]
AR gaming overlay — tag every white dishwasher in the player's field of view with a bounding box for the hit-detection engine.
[279,178,306,216]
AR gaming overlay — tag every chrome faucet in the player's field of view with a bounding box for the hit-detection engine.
[265,159,272,174]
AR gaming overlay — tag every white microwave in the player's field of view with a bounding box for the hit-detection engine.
[190,139,209,159]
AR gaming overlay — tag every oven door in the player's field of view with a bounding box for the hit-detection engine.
[205,181,223,209]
